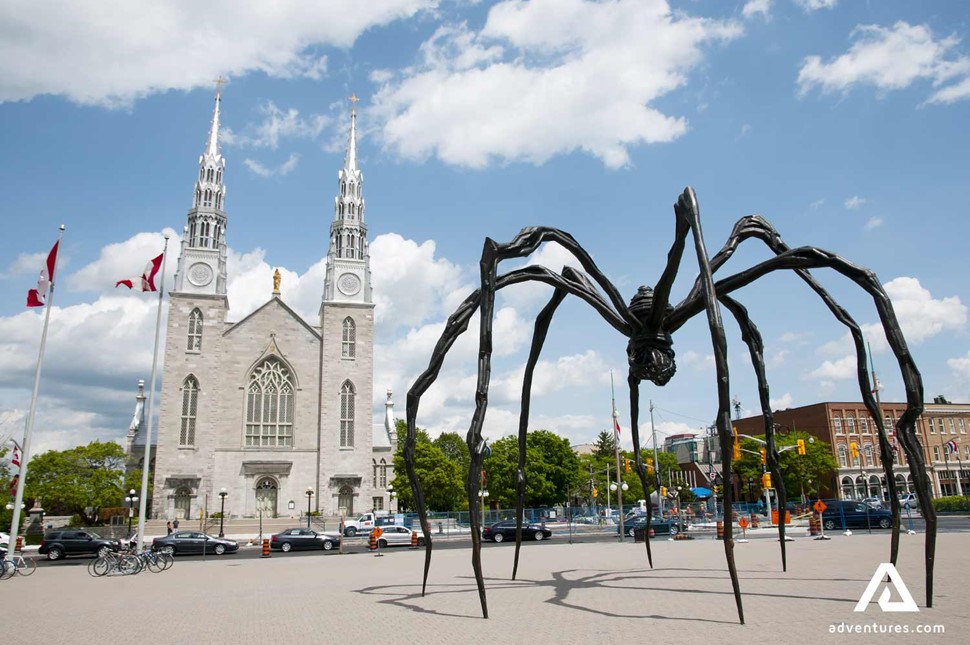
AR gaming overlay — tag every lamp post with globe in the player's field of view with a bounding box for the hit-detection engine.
[305,488,314,529]
[218,488,228,537]
[124,489,138,537]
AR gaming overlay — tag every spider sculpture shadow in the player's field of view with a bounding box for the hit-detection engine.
[404,187,935,624]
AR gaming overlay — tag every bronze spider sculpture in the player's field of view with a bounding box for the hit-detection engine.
[404,187,935,623]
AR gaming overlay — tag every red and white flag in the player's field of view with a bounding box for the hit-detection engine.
[9,440,22,468]
[26,241,59,307]
[614,413,622,435]
[116,253,164,291]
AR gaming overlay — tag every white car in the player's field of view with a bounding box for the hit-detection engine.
[374,525,424,548]
[898,493,919,508]
[0,532,9,551]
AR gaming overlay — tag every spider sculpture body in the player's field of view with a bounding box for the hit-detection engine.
[404,187,935,624]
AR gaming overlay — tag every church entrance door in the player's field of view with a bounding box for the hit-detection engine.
[255,478,278,518]
[174,488,191,520]
[338,485,354,517]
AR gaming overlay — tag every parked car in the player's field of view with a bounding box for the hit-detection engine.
[482,520,551,543]
[618,515,685,538]
[374,525,425,548]
[38,530,122,561]
[862,497,884,509]
[819,500,892,530]
[898,492,919,509]
[151,531,238,556]
[0,532,8,551]
[270,528,340,552]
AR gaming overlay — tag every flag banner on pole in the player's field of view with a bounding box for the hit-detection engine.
[614,413,621,435]
[9,439,21,468]
[946,439,958,455]
[26,241,59,307]
[116,253,164,291]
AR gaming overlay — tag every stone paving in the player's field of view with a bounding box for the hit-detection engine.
[5,532,967,644]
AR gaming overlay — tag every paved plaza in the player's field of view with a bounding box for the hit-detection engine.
[6,532,968,644]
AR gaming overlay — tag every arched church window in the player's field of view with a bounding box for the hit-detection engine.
[340,380,355,448]
[216,169,222,184]
[341,317,356,359]
[195,189,201,207]
[187,308,203,351]
[245,359,294,448]
[379,458,387,488]
[179,376,199,446]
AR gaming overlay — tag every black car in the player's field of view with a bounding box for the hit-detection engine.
[618,516,685,538]
[151,531,239,556]
[483,520,552,543]
[270,528,341,552]
[818,500,892,530]
[38,530,122,561]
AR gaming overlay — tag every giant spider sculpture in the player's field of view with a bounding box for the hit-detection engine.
[404,187,935,624]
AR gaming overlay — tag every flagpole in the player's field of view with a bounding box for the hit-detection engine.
[135,235,170,553]
[8,225,65,549]
[611,370,624,540]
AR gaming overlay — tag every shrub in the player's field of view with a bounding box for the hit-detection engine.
[931,495,970,512]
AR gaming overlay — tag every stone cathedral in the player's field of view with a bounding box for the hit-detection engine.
[149,91,395,521]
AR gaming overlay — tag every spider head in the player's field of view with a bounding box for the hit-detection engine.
[627,286,676,386]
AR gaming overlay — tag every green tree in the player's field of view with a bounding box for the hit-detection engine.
[24,441,129,524]
[732,433,837,501]
[578,450,681,511]
[592,430,617,458]
[390,421,464,512]
[483,431,581,508]
[432,432,469,475]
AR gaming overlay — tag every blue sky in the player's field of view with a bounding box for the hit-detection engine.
[1,0,969,458]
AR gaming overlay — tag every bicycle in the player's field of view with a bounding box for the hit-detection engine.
[0,552,37,579]
[88,550,140,577]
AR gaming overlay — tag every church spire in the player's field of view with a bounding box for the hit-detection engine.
[345,94,359,172]
[172,82,229,296]
[323,94,372,305]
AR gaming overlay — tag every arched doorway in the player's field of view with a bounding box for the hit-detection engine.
[255,477,278,518]
[338,484,354,517]
[174,487,191,519]
[841,476,854,500]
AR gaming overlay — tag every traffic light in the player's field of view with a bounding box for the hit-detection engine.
[625,458,632,474]
[762,472,772,489]
[850,442,859,460]
[759,448,767,465]
[797,439,807,455]
[713,485,722,494]
[592,488,598,498]
[646,457,654,474]
[660,486,668,497]
[732,427,741,460]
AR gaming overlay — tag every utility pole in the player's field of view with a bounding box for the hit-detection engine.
[611,371,625,539]
[650,400,663,518]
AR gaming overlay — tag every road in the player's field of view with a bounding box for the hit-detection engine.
[30,513,969,567]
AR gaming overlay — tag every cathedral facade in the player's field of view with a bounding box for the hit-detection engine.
[149,92,394,521]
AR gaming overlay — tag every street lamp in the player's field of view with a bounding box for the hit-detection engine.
[124,489,138,537]
[747,477,754,502]
[387,485,396,515]
[305,487,314,529]
[860,471,871,534]
[218,488,228,537]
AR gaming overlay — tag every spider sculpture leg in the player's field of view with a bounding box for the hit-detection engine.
[406,291,482,596]
[674,246,933,606]
[675,188,745,624]
[627,376,655,568]
[720,295,790,570]
[707,216,909,564]
[513,288,568,580]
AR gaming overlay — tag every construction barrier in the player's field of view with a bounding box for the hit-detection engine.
[716,521,724,540]
[771,510,792,525]
[410,531,418,548]
[750,513,760,530]
[15,536,24,552]
[809,516,820,536]
[261,538,271,558]
[369,532,378,550]
[673,533,692,540]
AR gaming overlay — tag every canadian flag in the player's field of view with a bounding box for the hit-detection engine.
[26,241,59,307]
[116,253,164,291]
[614,413,622,435]
[10,440,22,468]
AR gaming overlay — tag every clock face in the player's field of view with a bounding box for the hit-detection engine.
[188,262,214,287]
[338,273,362,296]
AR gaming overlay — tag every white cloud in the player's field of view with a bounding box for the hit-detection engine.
[844,195,866,209]
[770,392,794,410]
[222,102,329,149]
[948,352,970,379]
[736,123,752,140]
[808,356,856,380]
[863,216,884,231]
[371,0,742,168]
[0,1,436,107]
[797,22,970,104]
[809,198,825,210]
[69,229,179,294]
[243,154,300,178]
[742,0,772,20]
[793,0,837,11]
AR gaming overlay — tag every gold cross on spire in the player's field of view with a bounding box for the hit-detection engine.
[349,93,359,114]
[214,76,227,97]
